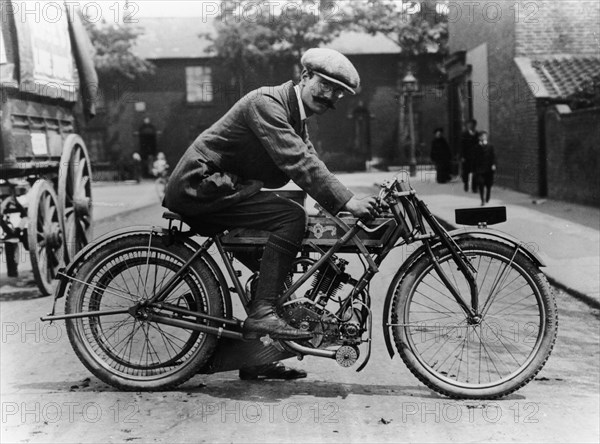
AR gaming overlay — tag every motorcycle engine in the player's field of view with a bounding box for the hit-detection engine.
[282,302,339,348]
[280,256,366,347]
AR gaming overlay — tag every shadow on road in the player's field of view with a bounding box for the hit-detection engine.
[17,376,527,403]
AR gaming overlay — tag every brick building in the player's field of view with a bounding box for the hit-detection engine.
[85,17,447,178]
[446,0,599,204]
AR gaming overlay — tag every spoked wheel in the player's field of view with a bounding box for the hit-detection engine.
[65,233,224,390]
[59,135,93,262]
[27,180,65,296]
[391,238,557,399]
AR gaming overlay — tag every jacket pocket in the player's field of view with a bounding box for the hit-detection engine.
[197,170,239,197]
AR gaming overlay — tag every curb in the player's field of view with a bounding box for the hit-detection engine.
[1,201,160,299]
[545,277,600,310]
[95,201,159,223]
[433,213,600,310]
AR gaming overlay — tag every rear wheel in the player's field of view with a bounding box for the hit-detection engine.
[65,233,223,390]
[391,239,557,399]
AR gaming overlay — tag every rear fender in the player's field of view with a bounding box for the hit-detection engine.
[51,226,157,304]
[53,227,232,317]
[59,225,158,280]
[382,227,545,359]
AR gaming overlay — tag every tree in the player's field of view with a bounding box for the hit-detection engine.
[83,19,154,85]
[204,0,352,94]
[350,1,448,169]
[202,8,275,96]
[352,0,448,56]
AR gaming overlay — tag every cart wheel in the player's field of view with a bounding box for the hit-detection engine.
[27,180,65,296]
[59,135,93,262]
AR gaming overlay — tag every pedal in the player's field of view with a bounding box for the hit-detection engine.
[335,345,359,367]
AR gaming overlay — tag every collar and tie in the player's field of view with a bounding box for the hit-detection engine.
[293,85,308,140]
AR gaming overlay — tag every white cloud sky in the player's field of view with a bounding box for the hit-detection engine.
[124,1,211,17]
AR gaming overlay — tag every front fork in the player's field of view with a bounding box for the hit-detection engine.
[424,240,480,320]
[417,199,480,320]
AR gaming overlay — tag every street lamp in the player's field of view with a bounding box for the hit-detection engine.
[402,71,419,176]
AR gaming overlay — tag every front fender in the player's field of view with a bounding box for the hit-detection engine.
[446,227,545,267]
[381,227,546,359]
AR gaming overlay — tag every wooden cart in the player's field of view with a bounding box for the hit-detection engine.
[0,1,98,295]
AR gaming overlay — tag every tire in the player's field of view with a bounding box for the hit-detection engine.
[65,233,224,390]
[391,238,558,399]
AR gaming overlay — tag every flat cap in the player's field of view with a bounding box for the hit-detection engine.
[301,48,360,95]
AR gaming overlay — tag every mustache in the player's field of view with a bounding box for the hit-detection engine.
[312,96,335,110]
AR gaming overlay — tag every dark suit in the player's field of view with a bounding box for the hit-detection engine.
[472,142,496,203]
[164,81,353,220]
[430,136,451,183]
[460,129,478,192]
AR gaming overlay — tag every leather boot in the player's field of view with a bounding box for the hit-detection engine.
[243,301,312,340]
[242,234,312,340]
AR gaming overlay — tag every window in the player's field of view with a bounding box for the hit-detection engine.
[186,66,213,103]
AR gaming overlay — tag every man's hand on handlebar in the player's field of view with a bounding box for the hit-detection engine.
[344,196,382,219]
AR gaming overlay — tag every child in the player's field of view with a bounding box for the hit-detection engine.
[131,152,142,183]
[472,131,496,205]
[152,152,169,179]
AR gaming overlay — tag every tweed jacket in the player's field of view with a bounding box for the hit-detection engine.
[164,81,354,216]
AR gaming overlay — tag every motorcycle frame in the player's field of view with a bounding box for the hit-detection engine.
[41,179,487,366]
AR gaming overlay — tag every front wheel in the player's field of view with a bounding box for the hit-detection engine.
[65,233,224,390]
[391,238,557,399]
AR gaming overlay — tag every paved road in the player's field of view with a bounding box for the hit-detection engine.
[1,203,599,443]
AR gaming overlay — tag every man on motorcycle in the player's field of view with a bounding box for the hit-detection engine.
[164,48,380,380]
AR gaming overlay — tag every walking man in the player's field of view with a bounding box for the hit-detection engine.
[472,131,497,205]
[460,119,478,192]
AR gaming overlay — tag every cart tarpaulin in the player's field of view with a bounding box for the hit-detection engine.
[4,1,97,118]
[11,1,77,100]
[66,4,98,119]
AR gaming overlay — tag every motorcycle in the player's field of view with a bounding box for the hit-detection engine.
[41,177,558,399]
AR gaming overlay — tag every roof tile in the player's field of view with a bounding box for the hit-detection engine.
[531,55,600,99]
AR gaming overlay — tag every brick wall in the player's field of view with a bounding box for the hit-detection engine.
[93,53,447,175]
[95,58,253,175]
[484,58,541,195]
[448,1,542,194]
[445,1,600,196]
[448,1,516,54]
[449,0,600,57]
[515,0,600,56]
[314,54,447,167]
[545,106,600,206]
